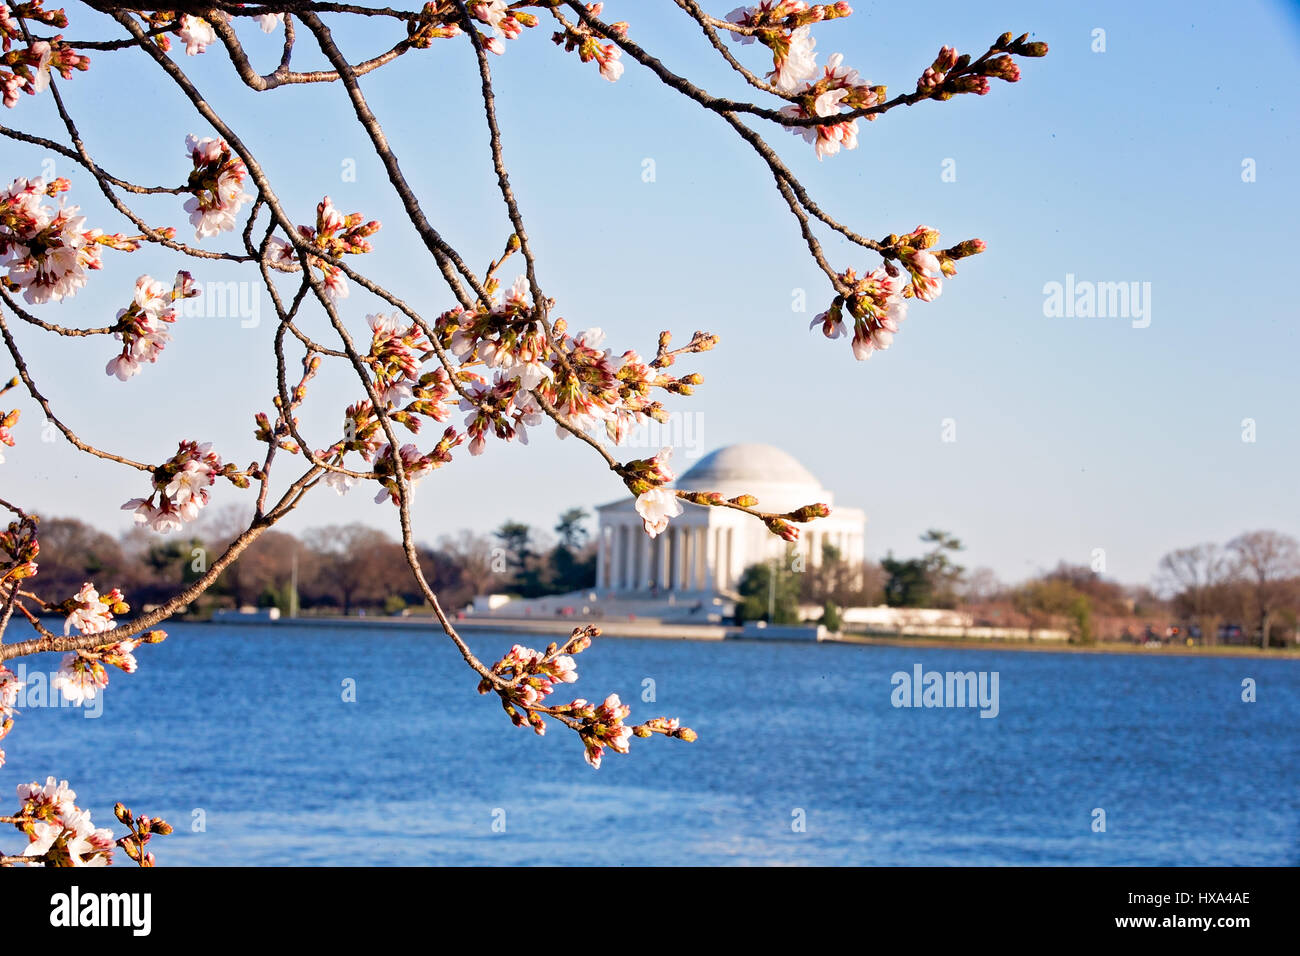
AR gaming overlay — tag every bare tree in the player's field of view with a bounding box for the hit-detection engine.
[1156,543,1228,645]
[1226,531,1300,648]
[302,524,397,615]
[962,566,1002,605]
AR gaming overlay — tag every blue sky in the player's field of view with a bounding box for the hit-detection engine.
[2,1,1298,585]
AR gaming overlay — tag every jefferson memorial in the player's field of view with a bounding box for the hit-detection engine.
[594,443,866,597]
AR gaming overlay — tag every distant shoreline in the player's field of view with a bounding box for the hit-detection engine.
[829,632,1300,659]
[192,614,1300,659]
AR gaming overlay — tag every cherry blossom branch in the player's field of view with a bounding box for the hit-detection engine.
[96,13,500,688]
[83,1,426,20]
[0,2,1047,799]
[18,21,256,266]
[565,1,1042,131]
[0,292,155,471]
[207,9,418,90]
[0,462,323,662]
[299,10,487,310]
[0,123,186,195]
[670,0,796,100]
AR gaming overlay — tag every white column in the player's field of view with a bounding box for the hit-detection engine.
[618,522,629,590]
[702,527,710,591]
[607,525,619,592]
[636,533,648,591]
[728,530,738,590]
[707,526,718,590]
[664,527,674,592]
[691,527,702,591]
[616,525,627,591]
[717,522,728,590]
[596,526,607,589]
[702,530,712,590]
[622,526,633,591]
[626,529,634,591]
[681,528,691,595]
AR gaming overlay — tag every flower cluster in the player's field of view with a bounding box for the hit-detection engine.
[0,664,21,718]
[0,175,137,304]
[725,2,852,91]
[434,260,716,467]
[813,264,907,360]
[0,514,38,585]
[480,626,695,767]
[482,641,580,725]
[552,3,627,81]
[105,271,199,380]
[569,694,631,768]
[112,802,173,867]
[811,228,986,360]
[182,134,253,239]
[916,45,959,95]
[50,653,107,705]
[123,439,247,532]
[447,275,550,386]
[367,312,430,407]
[915,36,1045,101]
[0,507,32,766]
[895,224,946,301]
[266,196,380,301]
[369,428,462,504]
[779,51,880,160]
[0,662,23,767]
[568,692,698,769]
[177,14,215,56]
[128,8,285,58]
[625,447,683,538]
[459,371,543,456]
[471,0,537,55]
[1,1,89,109]
[726,4,874,158]
[726,14,1046,159]
[0,406,16,464]
[433,284,720,538]
[318,355,460,501]
[61,581,127,637]
[12,777,114,866]
[52,627,164,707]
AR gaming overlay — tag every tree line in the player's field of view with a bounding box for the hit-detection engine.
[30,506,598,619]
[734,528,1300,647]
[31,509,1300,645]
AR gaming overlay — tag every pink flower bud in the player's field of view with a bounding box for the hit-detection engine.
[933,45,959,72]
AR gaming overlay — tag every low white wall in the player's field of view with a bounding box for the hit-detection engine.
[800,604,1068,641]
[739,622,826,641]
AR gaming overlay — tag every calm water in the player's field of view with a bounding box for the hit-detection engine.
[4,622,1297,866]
